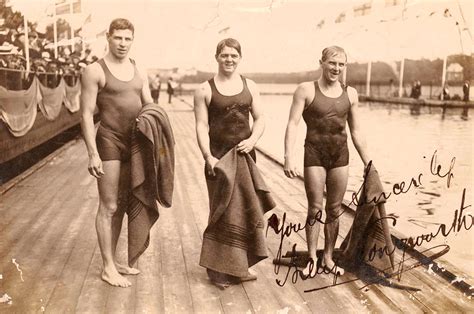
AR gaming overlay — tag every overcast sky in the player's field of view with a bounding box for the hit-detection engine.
[13,0,474,72]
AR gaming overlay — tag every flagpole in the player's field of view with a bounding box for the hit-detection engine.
[53,7,58,59]
[69,0,74,52]
[23,15,30,73]
[398,57,405,98]
[440,54,447,100]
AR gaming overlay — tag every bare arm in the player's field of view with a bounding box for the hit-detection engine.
[193,83,218,175]
[137,64,153,104]
[80,64,103,178]
[347,86,370,166]
[284,83,310,178]
[237,79,265,154]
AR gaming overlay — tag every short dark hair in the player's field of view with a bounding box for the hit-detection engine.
[215,38,242,57]
[321,46,347,62]
[108,18,134,36]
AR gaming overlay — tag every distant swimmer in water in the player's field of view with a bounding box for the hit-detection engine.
[283,46,371,276]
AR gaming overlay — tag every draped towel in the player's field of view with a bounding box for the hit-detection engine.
[339,162,396,274]
[200,148,276,277]
[0,77,40,137]
[64,79,81,113]
[128,103,175,266]
[38,78,66,120]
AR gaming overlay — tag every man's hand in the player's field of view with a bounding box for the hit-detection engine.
[205,155,219,177]
[284,156,299,178]
[88,154,104,178]
[236,138,256,154]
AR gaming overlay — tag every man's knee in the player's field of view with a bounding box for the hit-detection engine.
[325,201,343,220]
[98,199,119,217]
[307,205,323,225]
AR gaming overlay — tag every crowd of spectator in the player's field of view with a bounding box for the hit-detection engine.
[0,24,97,90]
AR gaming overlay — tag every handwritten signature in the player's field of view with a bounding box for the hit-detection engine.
[268,150,472,292]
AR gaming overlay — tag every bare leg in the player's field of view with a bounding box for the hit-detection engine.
[96,160,131,287]
[302,167,326,276]
[112,161,140,275]
[322,166,349,275]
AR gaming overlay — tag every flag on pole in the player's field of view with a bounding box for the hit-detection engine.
[55,0,81,15]
[335,12,346,24]
[83,13,91,25]
[316,19,325,29]
[96,29,106,38]
[353,2,371,17]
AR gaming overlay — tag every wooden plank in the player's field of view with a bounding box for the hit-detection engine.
[0,100,470,313]
[256,153,426,313]
[0,149,90,312]
[104,219,138,314]
[170,110,253,314]
[171,156,224,313]
[257,148,473,312]
[45,185,98,312]
[134,230,165,314]
[159,191,193,313]
[0,143,83,237]
[169,106,390,313]
[74,242,110,313]
[404,264,473,311]
[254,258,312,314]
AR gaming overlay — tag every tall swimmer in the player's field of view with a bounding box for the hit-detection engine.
[284,46,370,276]
[80,18,153,287]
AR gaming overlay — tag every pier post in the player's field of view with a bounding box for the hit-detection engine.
[366,61,372,96]
[398,58,405,98]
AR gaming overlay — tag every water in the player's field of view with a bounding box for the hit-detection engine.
[257,93,473,278]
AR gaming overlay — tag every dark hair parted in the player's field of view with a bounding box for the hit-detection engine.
[108,18,135,36]
[215,38,242,57]
[321,46,347,62]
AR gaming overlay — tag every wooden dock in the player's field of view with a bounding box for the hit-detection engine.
[0,98,472,313]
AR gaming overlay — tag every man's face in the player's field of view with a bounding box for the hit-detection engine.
[320,53,346,83]
[107,29,134,60]
[216,46,241,74]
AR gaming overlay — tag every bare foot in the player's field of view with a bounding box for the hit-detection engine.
[239,268,258,282]
[115,263,140,275]
[101,269,132,288]
[302,258,317,277]
[322,258,344,276]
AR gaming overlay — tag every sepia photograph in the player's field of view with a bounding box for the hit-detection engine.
[0,0,473,312]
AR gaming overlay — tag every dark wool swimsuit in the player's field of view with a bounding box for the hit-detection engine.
[303,81,351,169]
[95,58,143,161]
[206,75,255,162]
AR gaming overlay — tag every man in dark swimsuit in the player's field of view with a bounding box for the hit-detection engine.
[80,18,153,288]
[284,46,371,276]
[193,38,267,287]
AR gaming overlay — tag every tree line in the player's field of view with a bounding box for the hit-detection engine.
[179,55,473,85]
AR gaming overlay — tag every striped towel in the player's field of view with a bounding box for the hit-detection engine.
[200,147,276,277]
[128,103,175,266]
[340,162,395,274]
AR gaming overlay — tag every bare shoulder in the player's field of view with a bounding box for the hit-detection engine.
[82,62,103,83]
[244,77,258,89]
[133,61,149,81]
[346,85,359,104]
[294,81,315,100]
[243,77,260,97]
[194,81,211,99]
